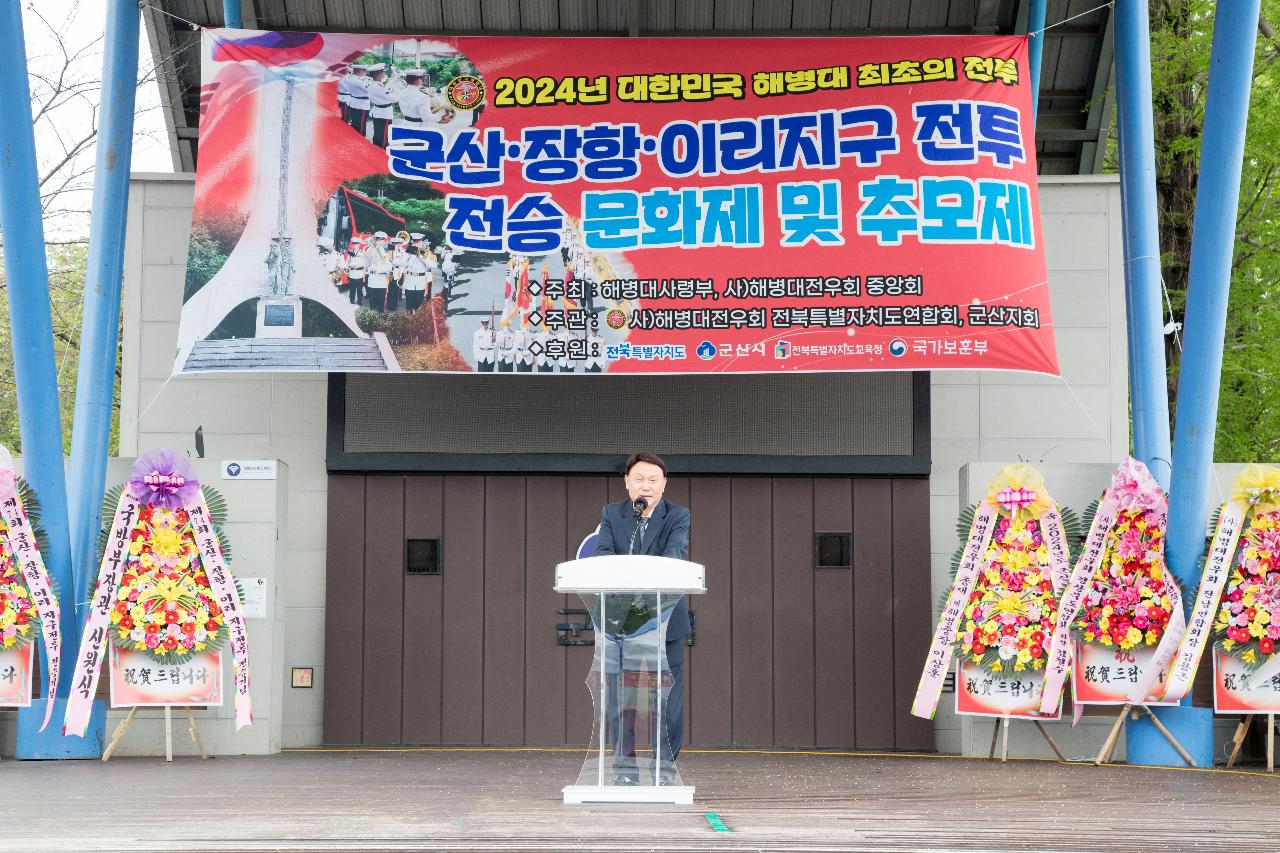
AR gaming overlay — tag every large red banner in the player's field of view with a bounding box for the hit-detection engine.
[175,29,1057,376]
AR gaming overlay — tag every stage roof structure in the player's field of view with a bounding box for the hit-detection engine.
[143,0,1115,176]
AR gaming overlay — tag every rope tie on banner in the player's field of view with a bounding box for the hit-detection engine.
[1029,2,1114,38]
[140,3,202,31]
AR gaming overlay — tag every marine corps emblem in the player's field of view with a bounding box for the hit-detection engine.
[445,75,485,110]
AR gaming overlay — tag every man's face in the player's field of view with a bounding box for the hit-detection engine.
[625,461,666,509]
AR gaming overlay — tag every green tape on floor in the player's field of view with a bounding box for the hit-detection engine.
[704,813,729,832]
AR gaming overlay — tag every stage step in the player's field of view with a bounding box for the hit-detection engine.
[184,337,392,372]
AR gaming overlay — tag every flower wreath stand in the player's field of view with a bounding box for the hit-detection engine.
[1199,465,1280,773]
[63,451,252,761]
[1036,458,1197,766]
[915,465,1079,762]
[0,446,63,740]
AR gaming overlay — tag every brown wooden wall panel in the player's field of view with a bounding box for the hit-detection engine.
[362,476,404,745]
[891,479,935,751]
[402,476,444,744]
[731,477,774,746]
[663,475,692,740]
[326,472,934,752]
[853,479,896,749]
[524,476,567,746]
[813,478,855,747]
[563,476,608,745]
[441,476,485,744]
[772,477,816,746]
[483,476,527,745]
[687,476,732,746]
[323,475,366,745]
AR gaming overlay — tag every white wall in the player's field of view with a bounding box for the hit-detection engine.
[122,172,1131,751]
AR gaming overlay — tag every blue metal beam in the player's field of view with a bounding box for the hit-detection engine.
[224,0,243,28]
[1027,0,1047,120]
[1135,0,1261,768]
[1114,0,1172,490]
[66,0,140,664]
[0,0,75,724]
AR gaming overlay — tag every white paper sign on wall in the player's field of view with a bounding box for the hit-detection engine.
[240,577,268,619]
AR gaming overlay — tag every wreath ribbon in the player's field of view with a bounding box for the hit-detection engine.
[1038,494,1121,716]
[64,489,139,736]
[185,495,252,728]
[912,500,997,719]
[0,458,62,731]
[1134,499,1243,704]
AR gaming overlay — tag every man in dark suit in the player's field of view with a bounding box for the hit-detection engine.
[593,451,691,769]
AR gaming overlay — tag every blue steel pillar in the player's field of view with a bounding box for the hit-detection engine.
[1115,93,1144,461]
[1133,0,1261,767]
[45,0,141,757]
[224,0,243,28]
[1027,0,1047,120]
[1114,0,1172,488]
[0,1,103,757]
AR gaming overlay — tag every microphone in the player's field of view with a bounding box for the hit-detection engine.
[628,497,648,554]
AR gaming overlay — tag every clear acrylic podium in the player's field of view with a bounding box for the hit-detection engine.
[555,555,706,804]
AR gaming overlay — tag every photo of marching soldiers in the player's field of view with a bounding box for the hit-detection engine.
[316,39,633,374]
[335,43,479,148]
[318,188,626,373]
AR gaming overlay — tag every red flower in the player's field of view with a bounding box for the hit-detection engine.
[1246,608,1258,621]
[1001,625,1015,637]
[1030,644,1044,658]
[120,616,134,629]
[163,637,178,650]
[181,622,196,635]
[1031,631,1045,644]
[145,623,160,635]
[165,611,180,625]
[1261,638,1276,655]
[175,509,189,525]
[205,620,219,632]
[138,507,153,521]
[972,642,986,655]
[114,601,129,615]
[15,613,28,626]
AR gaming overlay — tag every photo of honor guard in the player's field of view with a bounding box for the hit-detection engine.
[344,63,370,136]
[495,321,516,373]
[364,63,394,148]
[472,317,495,372]
[364,231,391,312]
[345,236,366,305]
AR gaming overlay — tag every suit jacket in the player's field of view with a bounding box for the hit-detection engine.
[593,497,692,642]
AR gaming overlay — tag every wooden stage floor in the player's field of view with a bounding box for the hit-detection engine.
[8,748,1278,852]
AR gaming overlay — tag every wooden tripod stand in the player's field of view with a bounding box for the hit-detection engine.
[101,705,209,762]
[1093,703,1196,766]
[986,716,1067,763]
[1226,713,1276,772]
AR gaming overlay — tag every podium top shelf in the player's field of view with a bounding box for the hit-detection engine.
[554,555,706,594]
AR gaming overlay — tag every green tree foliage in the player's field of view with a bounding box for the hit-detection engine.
[0,242,120,455]
[1143,1,1280,460]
